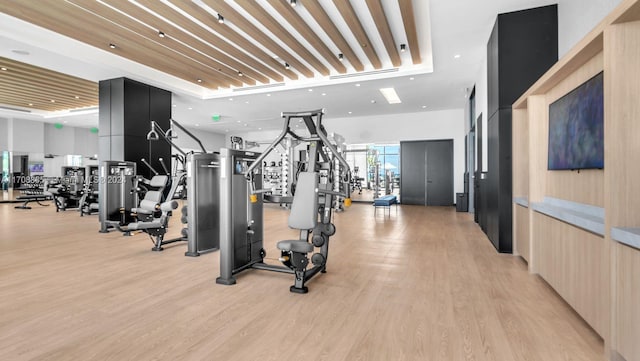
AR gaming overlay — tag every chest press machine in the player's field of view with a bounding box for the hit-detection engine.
[216,109,351,293]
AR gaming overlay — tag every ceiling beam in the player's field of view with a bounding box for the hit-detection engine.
[0,1,232,89]
[104,0,253,87]
[233,1,331,76]
[69,0,228,89]
[204,0,315,78]
[302,0,364,72]
[266,0,346,73]
[331,0,382,69]
[398,0,421,64]
[136,0,274,85]
[365,0,401,67]
[176,0,298,81]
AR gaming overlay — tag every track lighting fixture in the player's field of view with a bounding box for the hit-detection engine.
[238,71,243,77]
[290,0,297,7]
[285,62,290,70]
[400,44,406,52]
[158,31,165,38]
[338,53,344,61]
[218,14,224,24]
[109,43,116,49]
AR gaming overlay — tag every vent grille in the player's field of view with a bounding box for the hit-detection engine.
[329,68,398,80]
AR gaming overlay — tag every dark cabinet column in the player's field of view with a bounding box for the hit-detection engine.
[98,78,171,179]
[480,5,558,253]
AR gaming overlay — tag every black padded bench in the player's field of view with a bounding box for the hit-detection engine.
[14,194,53,209]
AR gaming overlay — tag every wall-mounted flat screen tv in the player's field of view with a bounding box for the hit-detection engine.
[548,71,604,170]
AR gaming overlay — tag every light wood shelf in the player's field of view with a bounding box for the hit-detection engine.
[511,1,640,359]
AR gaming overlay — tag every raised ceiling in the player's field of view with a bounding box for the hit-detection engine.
[0,0,424,96]
[0,56,98,112]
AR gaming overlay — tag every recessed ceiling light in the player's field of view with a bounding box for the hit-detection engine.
[454,54,461,59]
[244,123,248,127]
[245,101,249,104]
[409,77,414,80]
[258,127,262,130]
[229,98,233,101]
[379,88,402,104]
[266,94,271,97]
[355,84,361,87]
[308,89,313,92]
[197,79,202,83]
[0,67,7,71]
[348,111,352,114]
[28,103,33,106]
[158,31,166,38]
[371,100,376,104]
[321,93,326,96]
[109,43,116,49]
[237,120,241,123]
[74,96,80,99]
[50,99,55,103]
[422,105,427,109]
[188,107,193,110]
[195,124,199,127]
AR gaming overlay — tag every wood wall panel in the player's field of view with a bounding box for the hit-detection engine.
[512,108,529,198]
[616,243,640,361]
[533,212,607,336]
[514,204,530,262]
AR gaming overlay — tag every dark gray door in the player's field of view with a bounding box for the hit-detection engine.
[400,140,454,206]
[426,140,453,206]
[400,141,427,205]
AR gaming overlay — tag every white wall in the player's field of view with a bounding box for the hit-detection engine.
[11,118,44,153]
[0,118,8,150]
[558,0,622,57]
[171,126,226,154]
[234,109,467,199]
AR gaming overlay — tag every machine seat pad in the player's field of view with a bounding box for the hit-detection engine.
[131,207,154,215]
[277,240,314,253]
[127,220,163,230]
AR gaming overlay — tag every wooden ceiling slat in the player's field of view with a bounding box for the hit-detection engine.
[0,1,232,89]
[0,85,88,106]
[68,0,229,89]
[97,0,244,87]
[365,0,401,67]
[0,99,61,112]
[1,58,97,93]
[267,0,346,73]
[134,0,269,85]
[0,77,98,105]
[398,0,421,64]
[234,1,331,76]
[331,0,382,69]
[169,0,296,82]
[0,91,88,109]
[204,0,314,78]
[1,69,98,99]
[302,0,364,72]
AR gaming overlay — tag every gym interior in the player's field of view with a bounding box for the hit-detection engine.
[1,1,639,360]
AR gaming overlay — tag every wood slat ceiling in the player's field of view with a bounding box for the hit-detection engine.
[0,0,422,109]
[0,57,98,112]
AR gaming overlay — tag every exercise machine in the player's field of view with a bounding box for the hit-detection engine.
[99,161,137,233]
[216,109,351,293]
[50,166,85,211]
[79,165,99,216]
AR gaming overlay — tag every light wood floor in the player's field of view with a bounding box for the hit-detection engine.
[0,201,603,360]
